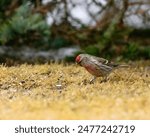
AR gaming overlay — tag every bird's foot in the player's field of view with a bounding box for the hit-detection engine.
[89,76,96,84]
[100,77,108,83]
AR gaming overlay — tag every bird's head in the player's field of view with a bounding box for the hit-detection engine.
[75,54,85,65]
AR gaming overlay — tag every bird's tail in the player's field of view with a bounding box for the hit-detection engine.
[117,64,129,68]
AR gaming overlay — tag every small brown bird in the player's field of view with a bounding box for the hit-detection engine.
[75,54,128,83]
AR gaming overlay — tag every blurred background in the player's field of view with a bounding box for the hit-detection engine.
[0,0,150,65]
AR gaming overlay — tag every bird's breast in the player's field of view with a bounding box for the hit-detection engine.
[84,65,102,77]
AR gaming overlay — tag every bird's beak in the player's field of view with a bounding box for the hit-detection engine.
[76,61,81,66]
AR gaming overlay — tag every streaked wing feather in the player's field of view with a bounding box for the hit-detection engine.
[92,59,113,72]
[95,57,109,64]
[93,56,119,67]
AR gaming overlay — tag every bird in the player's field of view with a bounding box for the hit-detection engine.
[75,53,128,83]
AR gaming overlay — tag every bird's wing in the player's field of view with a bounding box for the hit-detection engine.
[91,58,113,73]
[94,56,109,64]
[94,56,119,67]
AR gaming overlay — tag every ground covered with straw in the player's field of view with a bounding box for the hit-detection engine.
[0,61,150,119]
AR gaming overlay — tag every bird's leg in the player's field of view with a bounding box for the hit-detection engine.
[100,76,108,83]
[89,76,96,84]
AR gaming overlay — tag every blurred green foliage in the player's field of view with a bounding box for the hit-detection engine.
[84,46,100,56]
[0,2,50,47]
[123,43,150,60]
[0,0,149,61]
[51,37,71,49]
[123,43,139,60]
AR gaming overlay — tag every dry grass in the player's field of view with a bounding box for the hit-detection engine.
[0,61,150,120]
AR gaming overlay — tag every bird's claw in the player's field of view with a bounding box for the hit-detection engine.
[100,77,108,83]
[89,80,94,84]
[89,76,96,84]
